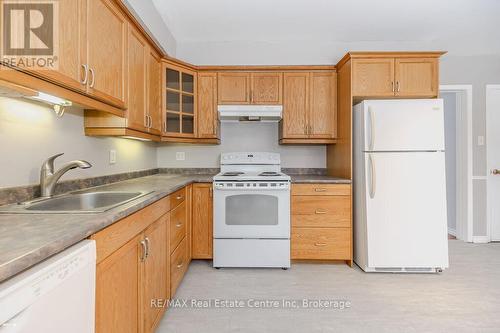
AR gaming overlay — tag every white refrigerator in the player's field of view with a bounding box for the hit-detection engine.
[353,99,449,273]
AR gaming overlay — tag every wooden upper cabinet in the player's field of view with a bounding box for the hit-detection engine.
[29,0,86,92]
[197,72,219,139]
[217,73,250,104]
[282,72,309,138]
[250,72,283,104]
[95,235,140,333]
[309,72,336,138]
[163,63,197,138]
[395,58,438,97]
[141,215,169,333]
[192,184,213,259]
[87,0,127,108]
[147,49,162,134]
[352,58,395,97]
[126,24,147,132]
[351,54,441,98]
[280,71,337,143]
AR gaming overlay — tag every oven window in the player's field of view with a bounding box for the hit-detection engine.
[226,194,278,225]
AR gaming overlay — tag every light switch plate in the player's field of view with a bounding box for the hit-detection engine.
[176,152,185,161]
[478,136,485,146]
[109,150,117,164]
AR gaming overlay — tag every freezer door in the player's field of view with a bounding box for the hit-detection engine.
[364,152,449,268]
[362,99,445,151]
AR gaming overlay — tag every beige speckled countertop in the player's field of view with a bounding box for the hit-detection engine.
[0,173,351,283]
[0,174,213,283]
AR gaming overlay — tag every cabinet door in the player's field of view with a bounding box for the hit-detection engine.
[126,25,147,131]
[29,0,86,92]
[217,73,250,104]
[309,72,337,138]
[142,215,169,333]
[164,64,196,137]
[352,58,395,97]
[395,58,438,97]
[95,235,141,333]
[197,72,219,138]
[251,72,282,104]
[147,49,162,134]
[281,72,309,138]
[192,184,213,259]
[87,0,127,108]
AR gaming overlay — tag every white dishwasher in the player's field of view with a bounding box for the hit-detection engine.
[0,240,96,333]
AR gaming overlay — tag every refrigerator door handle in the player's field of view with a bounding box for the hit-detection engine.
[368,107,375,151]
[369,154,377,199]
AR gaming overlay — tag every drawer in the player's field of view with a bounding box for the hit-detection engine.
[170,237,188,296]
[291,227,351,260]
[169,201,186,254]
[169,188,186,210]
[292,196,350,228]
[292,184,350,196]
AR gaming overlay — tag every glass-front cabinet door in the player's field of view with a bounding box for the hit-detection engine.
[163,63,196,137]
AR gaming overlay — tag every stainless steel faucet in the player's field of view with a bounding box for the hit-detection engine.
[40,153,92,197]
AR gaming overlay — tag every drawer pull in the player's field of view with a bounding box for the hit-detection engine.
[315,209,327,214]
[175,223,182,228]
[176,195,183,200]
[177,262,184,269]
[314,242,328,247]
[314,188,327,192]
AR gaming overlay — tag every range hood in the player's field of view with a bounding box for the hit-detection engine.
[218,105,283,122]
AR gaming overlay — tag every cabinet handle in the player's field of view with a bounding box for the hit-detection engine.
[81,64,89,85]
[209,187,213,198]
[145,115,149,128]
[140,240,147,262]
[175,222,182,228]
[391,81,395,93]
[89,68,95,88]
[177,262,184,269]
[148,115,152,128]
[314,242,328,247]
[144,237,150,259]
[396,81,400,93]
[314,188,327,192]
[315,209,327,214]
[176,195,183,200]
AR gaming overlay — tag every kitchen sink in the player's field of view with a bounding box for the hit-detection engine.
[0,191,152,214]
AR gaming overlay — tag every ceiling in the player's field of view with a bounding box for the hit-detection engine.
[152,0,500,64]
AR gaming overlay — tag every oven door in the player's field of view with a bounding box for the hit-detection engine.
[213,183,290,239]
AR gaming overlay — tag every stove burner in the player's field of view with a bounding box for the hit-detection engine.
[259,172,280,176]
[222,171,245,176]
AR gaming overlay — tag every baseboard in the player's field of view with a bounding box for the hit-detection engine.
[472,236,490,243]
[448,227,457,237]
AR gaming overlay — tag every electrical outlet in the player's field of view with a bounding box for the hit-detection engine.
[109,150,117,164]
[478,136,485,146]
[176,152,185,161]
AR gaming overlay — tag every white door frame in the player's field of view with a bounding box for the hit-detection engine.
[439,85,473,242]
[486,85,500,242]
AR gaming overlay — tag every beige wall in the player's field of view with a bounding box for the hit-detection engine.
[0,98,158,188]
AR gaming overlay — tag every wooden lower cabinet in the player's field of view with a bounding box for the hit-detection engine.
[191,183,213,259]
[290,184,352,265]
[142,216,169,333]
[95,234,141,333]
[170,237,189,297]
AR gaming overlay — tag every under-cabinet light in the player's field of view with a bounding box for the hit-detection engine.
[28,92,72,117]
[121,136,153,142]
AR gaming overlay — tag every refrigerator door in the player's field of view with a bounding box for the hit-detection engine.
[364,151,448,269]
[362,99,445,152]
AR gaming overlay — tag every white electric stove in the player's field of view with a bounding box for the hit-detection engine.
[213,152,291,269]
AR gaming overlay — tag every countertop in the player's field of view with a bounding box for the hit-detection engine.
[0,174,213,283]
[0,173,351,283]
[290,175,352,184]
